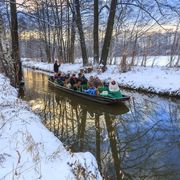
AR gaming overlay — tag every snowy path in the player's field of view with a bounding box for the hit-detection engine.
[0,74,102,180]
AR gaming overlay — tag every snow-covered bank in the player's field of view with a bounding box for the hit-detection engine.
[0,74,102,180]
[22,59,180,97]
[92,66,180,96]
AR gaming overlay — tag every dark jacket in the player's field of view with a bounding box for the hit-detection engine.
[78,75,88,85]
[54,62,60,73]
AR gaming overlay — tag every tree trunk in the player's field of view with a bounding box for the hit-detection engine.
[74,0,88,66]
[69,12,76,63]
[10,0,22,87]
[0,14,7,75]
[94,0,99,64]
[67,0,76,63]
[45,0,52,63]
[54,0,63,62]
[100,0,117,67]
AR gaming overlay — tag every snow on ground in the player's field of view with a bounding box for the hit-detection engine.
[0,74,102,180]
[22,58,82,73]
[76,55,179,66]
[87,65,180,96]
[22,58,180,96]
[111,55,179,66]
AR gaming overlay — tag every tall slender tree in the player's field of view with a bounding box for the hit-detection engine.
[10,0,23,87]
[0,13,7,75]
[69,0,76,63]
[74,0,88,66]
[100,0,117,67]
[94,0,99,64]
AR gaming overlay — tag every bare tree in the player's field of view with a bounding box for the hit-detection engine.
[94,0,99,64]
[0,13,9,76]
[100,0,117,67]
[74,0,88,66]
[10,0,23,87]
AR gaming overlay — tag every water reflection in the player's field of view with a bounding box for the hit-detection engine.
[20,69,180,180]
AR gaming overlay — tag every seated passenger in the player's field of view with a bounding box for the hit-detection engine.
[108,80,122,98]
[64,78,70,88]
[99,80,122,98]
[55,72,65,86]
[70,74,78,89]
[88,76,94,85]
[93,76,102,88]
[109,80,120,92]
[73,80,82,91]
[65,72,71,80]
[78,72,88,85]
[77,72,88,90]
[59,73,66,81]
[63,73,70,86]
[83,82,96,95]
[57,72,61,77]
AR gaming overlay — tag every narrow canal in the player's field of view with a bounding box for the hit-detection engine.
[20,68,180,180]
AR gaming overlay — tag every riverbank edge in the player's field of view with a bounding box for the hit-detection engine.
[23,64,180,98]
[0,74,102,180]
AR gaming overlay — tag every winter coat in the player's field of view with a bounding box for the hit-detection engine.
[54,63,60,73]
[109,82,120,92]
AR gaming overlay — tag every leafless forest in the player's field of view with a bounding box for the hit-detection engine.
[0,0,180,87]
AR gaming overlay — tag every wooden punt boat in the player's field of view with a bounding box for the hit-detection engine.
[48,78,130,105]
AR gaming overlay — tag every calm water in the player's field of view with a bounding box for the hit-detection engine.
[20,68,180,180]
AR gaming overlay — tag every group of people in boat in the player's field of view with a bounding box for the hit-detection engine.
[51,61,122,98]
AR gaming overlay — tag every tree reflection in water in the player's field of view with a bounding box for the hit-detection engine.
[21,69,180,180]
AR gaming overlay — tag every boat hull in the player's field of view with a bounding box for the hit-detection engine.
[48,79,130,105]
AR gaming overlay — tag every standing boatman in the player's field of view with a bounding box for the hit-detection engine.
[54,60,60,75]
